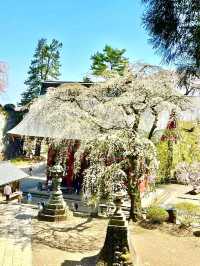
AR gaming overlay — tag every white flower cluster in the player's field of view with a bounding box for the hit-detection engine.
[176,162,200,187]
[78,130,159,204]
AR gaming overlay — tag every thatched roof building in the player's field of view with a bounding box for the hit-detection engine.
[9,75,200,141]
[8,81,172,140]
[0,161,28,186]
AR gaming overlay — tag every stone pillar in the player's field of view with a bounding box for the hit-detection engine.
[38,163,68,222]
[97,193,135,265]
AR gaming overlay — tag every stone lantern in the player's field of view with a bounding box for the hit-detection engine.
[50,163,64,191]
[97,191,135,265]
[38,162,68,221]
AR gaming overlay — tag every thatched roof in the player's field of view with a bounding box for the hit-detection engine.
[0,161,28,186]
[8,81,173,140]
[9,85,98,139]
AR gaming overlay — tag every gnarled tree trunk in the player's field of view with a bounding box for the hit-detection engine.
[128,182,141,222]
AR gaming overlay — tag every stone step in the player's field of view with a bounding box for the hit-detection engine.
[38,212,67,222]
[109,219,126,226]
[42,208,66,215]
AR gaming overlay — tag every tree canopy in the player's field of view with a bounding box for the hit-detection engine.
[90,45,128,77]
[17,64,188,220]
[19,38,62,106]
[143,0,200,94]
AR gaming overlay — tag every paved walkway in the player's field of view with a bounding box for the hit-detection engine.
[18,162,92,214]
[0,203,36,266]
[156,184,198,206]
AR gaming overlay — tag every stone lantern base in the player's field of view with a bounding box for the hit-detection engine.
[38,190,68,222]
[97,194,135,265]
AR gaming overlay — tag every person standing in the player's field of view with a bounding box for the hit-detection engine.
[47,179,52,192]
[74,202,78,211]
[4,184,12,202]
[29,164,33,176]
[27,192,32,203]
[17,190,23,204]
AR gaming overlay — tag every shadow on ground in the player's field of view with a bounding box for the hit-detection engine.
[31,216,101,251]
[33,216,93,238]
[15,213,36,219]
[61,254,99,266]
[138,220,158,230]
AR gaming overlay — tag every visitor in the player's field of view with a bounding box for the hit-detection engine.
[29,165,33,176]
[47,179,52,192]
[16,189,23,204]
[27,192,32,203]
[29,152,33,160]
[38,202,42,210]
[4,184,12,203]
[74,202,78,211]
[76,181,81,195]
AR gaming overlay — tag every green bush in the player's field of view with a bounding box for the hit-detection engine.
[175,202,200,213]
[146,205,169,224]
[175,202,200,226]
[156,121,200,183]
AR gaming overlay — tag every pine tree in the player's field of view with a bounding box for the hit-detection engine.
[91,45,128,77]
[19,38,62,106]
[142,0,200,94]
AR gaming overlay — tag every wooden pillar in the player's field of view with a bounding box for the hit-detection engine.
[47,146,57,181]
[64,143,74,188]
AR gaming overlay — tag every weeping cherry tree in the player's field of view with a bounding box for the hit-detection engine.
[20,64,188,220]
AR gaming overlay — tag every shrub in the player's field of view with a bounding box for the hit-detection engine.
[156,121,200,183]
[175,202,200,227]
[146,205,169,224]
[175,202,200,213]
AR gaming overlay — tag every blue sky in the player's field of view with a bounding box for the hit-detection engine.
[0,0,166,105]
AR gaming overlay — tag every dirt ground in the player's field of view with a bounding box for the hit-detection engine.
[132,224,200,266]
[32,216,108,252]
[32,217,200,266]
[32,216,108,266]
[32,243,99,266]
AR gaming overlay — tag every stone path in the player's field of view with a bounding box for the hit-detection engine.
[0,203,36,266]
[155,184,195,206]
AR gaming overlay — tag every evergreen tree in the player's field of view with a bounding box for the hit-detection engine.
[19,38,62,106]
[91,45,128,77]
[142,0,200,94]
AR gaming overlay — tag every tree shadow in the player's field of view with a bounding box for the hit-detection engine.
[61,254,99,266]
[34,216,93,235]
[185,189,198,195]
[15,213,36,219]
[32,216,95,249]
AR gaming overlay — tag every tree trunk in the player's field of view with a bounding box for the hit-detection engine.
[132,111,141,133]
[127,109,142,221]
[148,111,159,140]
[128,159,142,222]
[129,185,141,222]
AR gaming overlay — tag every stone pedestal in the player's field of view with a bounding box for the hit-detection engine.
[38,163,68,222]
[38,189,68,221]
[97,193,134,265]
